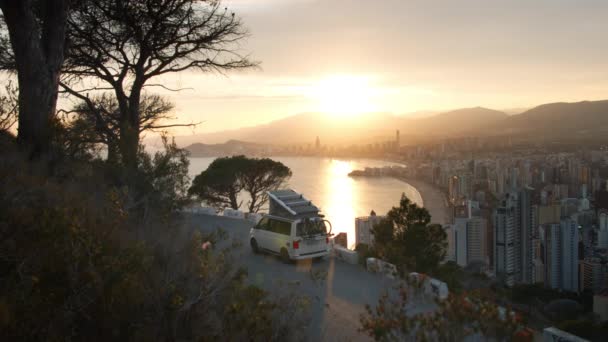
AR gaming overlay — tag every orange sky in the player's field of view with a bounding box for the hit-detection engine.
[149,0,608,136]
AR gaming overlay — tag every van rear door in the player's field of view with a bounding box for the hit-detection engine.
[296,220,328,256]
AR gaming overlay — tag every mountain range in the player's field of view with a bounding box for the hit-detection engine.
[176,99,608,147]
[485,100,608,137]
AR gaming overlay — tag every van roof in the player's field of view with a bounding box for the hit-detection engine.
[268,189,320,219]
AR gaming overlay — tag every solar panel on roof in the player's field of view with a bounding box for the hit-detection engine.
[268,189,321,219]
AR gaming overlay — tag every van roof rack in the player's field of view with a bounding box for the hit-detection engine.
[268,189,321,219]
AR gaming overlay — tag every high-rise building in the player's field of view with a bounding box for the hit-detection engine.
[579,258,607,294]
[453,218,468,267]
[495,194,518,286]
[533,237,545,284]
[467,217,488,267]
[494,188,538,286]
[542,218,581,293]
[561,218,579,292]
[449,216,489,270]
[520,188,535,284]
[545,223,562,289]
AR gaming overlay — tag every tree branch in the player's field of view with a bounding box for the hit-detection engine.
[142,84,194,92]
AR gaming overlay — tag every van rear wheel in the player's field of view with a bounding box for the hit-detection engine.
[280,248,291,263]
[250,238,259,254]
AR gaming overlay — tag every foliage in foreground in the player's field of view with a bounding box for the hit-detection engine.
[360,283,522,341]
[0,145,308,341]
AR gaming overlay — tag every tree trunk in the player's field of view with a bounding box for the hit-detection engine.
[106,140,120,165]
[229,190,239,210]
[15,61,58,156]
[119,119,139,173]
[118,80,143,174]
[248,195,257,213]
[1,0,70,157]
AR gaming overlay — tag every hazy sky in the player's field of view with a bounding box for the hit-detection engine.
[158,0,608,135]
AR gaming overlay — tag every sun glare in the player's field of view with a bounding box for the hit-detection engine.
[310,75,377,117]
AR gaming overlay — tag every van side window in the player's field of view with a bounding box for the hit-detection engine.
[256,217,270,231]
[268,218,291,235]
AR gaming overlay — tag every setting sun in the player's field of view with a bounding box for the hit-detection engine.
[309,75,378,117]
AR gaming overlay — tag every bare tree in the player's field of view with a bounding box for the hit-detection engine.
[69,93,179,162]
[0,0,71,156]
[61,0,256,172]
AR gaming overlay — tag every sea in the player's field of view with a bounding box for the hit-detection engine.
[188,157,423,248]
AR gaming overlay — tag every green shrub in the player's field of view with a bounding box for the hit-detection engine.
[0,146,308,341]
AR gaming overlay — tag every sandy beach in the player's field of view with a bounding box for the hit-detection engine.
[395,177,450,225]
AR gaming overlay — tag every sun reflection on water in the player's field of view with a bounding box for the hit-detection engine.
[189,156,414,250]
[321,160,357,247]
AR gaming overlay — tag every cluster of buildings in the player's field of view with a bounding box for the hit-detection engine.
[416,149,608,298]
[352,143,608,299]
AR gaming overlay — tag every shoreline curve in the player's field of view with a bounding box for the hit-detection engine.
[393,176,450,225]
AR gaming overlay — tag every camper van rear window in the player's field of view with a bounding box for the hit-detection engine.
[296,220,327,237]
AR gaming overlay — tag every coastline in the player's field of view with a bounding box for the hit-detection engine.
[190,156,450,226]
[379,157,450,225]
[394,176,450,225]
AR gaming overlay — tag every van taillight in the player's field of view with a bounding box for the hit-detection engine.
[326,237,329,244]
[293,240,299,249]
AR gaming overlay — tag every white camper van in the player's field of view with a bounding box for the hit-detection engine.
[250,190,332,262]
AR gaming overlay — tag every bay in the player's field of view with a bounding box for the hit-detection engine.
[188,157,423,248]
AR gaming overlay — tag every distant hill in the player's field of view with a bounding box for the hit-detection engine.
[175,107,508,146]
[409,107,507,137]
[483,100,608,138]
[173,100,608,147]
